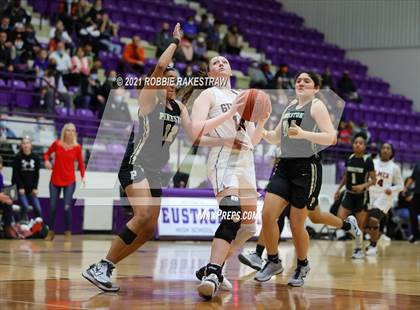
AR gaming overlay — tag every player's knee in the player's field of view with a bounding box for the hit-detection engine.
[214,196,241,243]
[234,223,256,242]
[118,224,138,245]
[308,213,321,224]
[142,223,156,240]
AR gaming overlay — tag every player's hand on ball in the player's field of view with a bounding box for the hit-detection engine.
[223,138,252,151]
[351,184,365,192]
[288,122,303,139]
[173,23,182,40]
[384,188,392,195]
[229,92,246,116]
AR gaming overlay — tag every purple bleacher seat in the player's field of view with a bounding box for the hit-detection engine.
[75,108,96,119]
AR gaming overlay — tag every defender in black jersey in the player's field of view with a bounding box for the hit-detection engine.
[82,24,241,292]
[335,132,376,259]
[254,72,337,287]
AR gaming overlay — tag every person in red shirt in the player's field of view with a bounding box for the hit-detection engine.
[122,35,145,73]
[43,123,85,241]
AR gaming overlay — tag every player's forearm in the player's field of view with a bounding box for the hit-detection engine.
[192,135,223,147]
[300,130,336,146]
[390,182,404,194]
[192,111,234,140]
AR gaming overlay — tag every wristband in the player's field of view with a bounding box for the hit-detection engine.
[172,38,180,46]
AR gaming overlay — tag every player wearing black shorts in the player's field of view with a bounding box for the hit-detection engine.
[253,72,337,286]
[335,132,376,259]
[82,24,239,292]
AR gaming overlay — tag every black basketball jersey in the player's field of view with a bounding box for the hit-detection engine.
[122,99,182,170]
[345,153,375,190]
[280,99,319,158]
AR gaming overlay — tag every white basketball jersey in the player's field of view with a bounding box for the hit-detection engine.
[370,158,403,196]
[207,87,251,145]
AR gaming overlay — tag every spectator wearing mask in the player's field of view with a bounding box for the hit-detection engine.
[198,14,212,37]
[11,33,29,72]
[87,0,105,24]
[261,63,273,87]
[44,123,85,241]
[337,70,361,103]
[154,22,171,58]
[70,47,90,86]
[192,33,207,62]
[33,49,49,88]
[223,26,242,55]
[49,41,72,75]
[0,155,18,239]
[273,63,293,89]
[107,88,130,121]
[122,35,145,73]
[183,16,198,40]
[0,31,13,72]
[23,24,40,58]
[12,137,42,222]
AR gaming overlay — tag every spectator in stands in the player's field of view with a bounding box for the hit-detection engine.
[87,0,105,24]
[100,69,117,102]
[337,120,352,144]
[122,35,145,73]
[207,19,222,52]
[79,18,101,52]
[337,70,361,102]
[261,62,274,87]
[248,61,267,89]
[33,49,49,88]
[98,13,120,55]
[154,22,171,58]
[83,43,95,69]
[49,41,72,76]
[23,24,40,59]
[107,87,131,121]
[403,160,420,243]
[12,137,42,222]
[11,33,29,72]
[273,64,293,89]
[49,20,73,50]
[44,123,85,241]
[183,64,194,78]
[192,33,207,62]
[69,46,90,87]
[0,155,18,239]
[0,16,12,39]
[223,26,242,55]
[76,0,92,25]
[321,67,334,90]
[177,37,194,63]
[3,0,31,27]
[198,14,212,37]
[183,15,198,40]
[395,177,414,225]
[0,31,13,72]
[75,65,102,112]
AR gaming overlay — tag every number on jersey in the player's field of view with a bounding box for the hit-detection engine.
[163,124,178,142]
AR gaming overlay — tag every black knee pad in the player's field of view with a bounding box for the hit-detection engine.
[214,195,241,243]
[118,224,137,244]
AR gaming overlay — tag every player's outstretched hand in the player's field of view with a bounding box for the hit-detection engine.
[173,23,182,40]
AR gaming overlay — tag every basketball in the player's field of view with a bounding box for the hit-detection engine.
[238,89,272,122]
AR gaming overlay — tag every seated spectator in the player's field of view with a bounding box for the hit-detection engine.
[337,120,352,144]
[23,24,40,59]
[176,37,194,63]
[101,70,117,101]
[0,31,14,72]
[261,63,273,87]
[198,14,212,37]
[70,47,90,87]
[0,16,12,39]
[183,64,194,78]
[83,43,95,69]
[182,16,198,40]
[75,0,92,26]
[11,33,29,72]
[207,20,222,52]
[337,70,362,102]
[49,41,72,76]
[154,22,171,58]
[248,61,267,89]
[223,26,242,55]
[79,18,101,52]
[106,88,131,121]
[56,0,78,33]
[0,155,18,239]
[98,13,120,55]
[321,67,334,90]
[273,64,293,89]
[49,20,73,50]
[40,59,71,112]
[33,49,49,88]
[122,35,145,73]
[3,0,31,27]
[75,68,102,112]
[87,0,105,24]
[192,34,207,62]
[12,137,42,222]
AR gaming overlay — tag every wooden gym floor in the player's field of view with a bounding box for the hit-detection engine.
[0,235,419,309]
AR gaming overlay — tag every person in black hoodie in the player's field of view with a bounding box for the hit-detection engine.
[12,136,42,221]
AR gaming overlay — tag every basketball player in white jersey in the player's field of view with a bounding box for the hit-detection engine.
[366,142,403,255]
[190,55,270,299]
